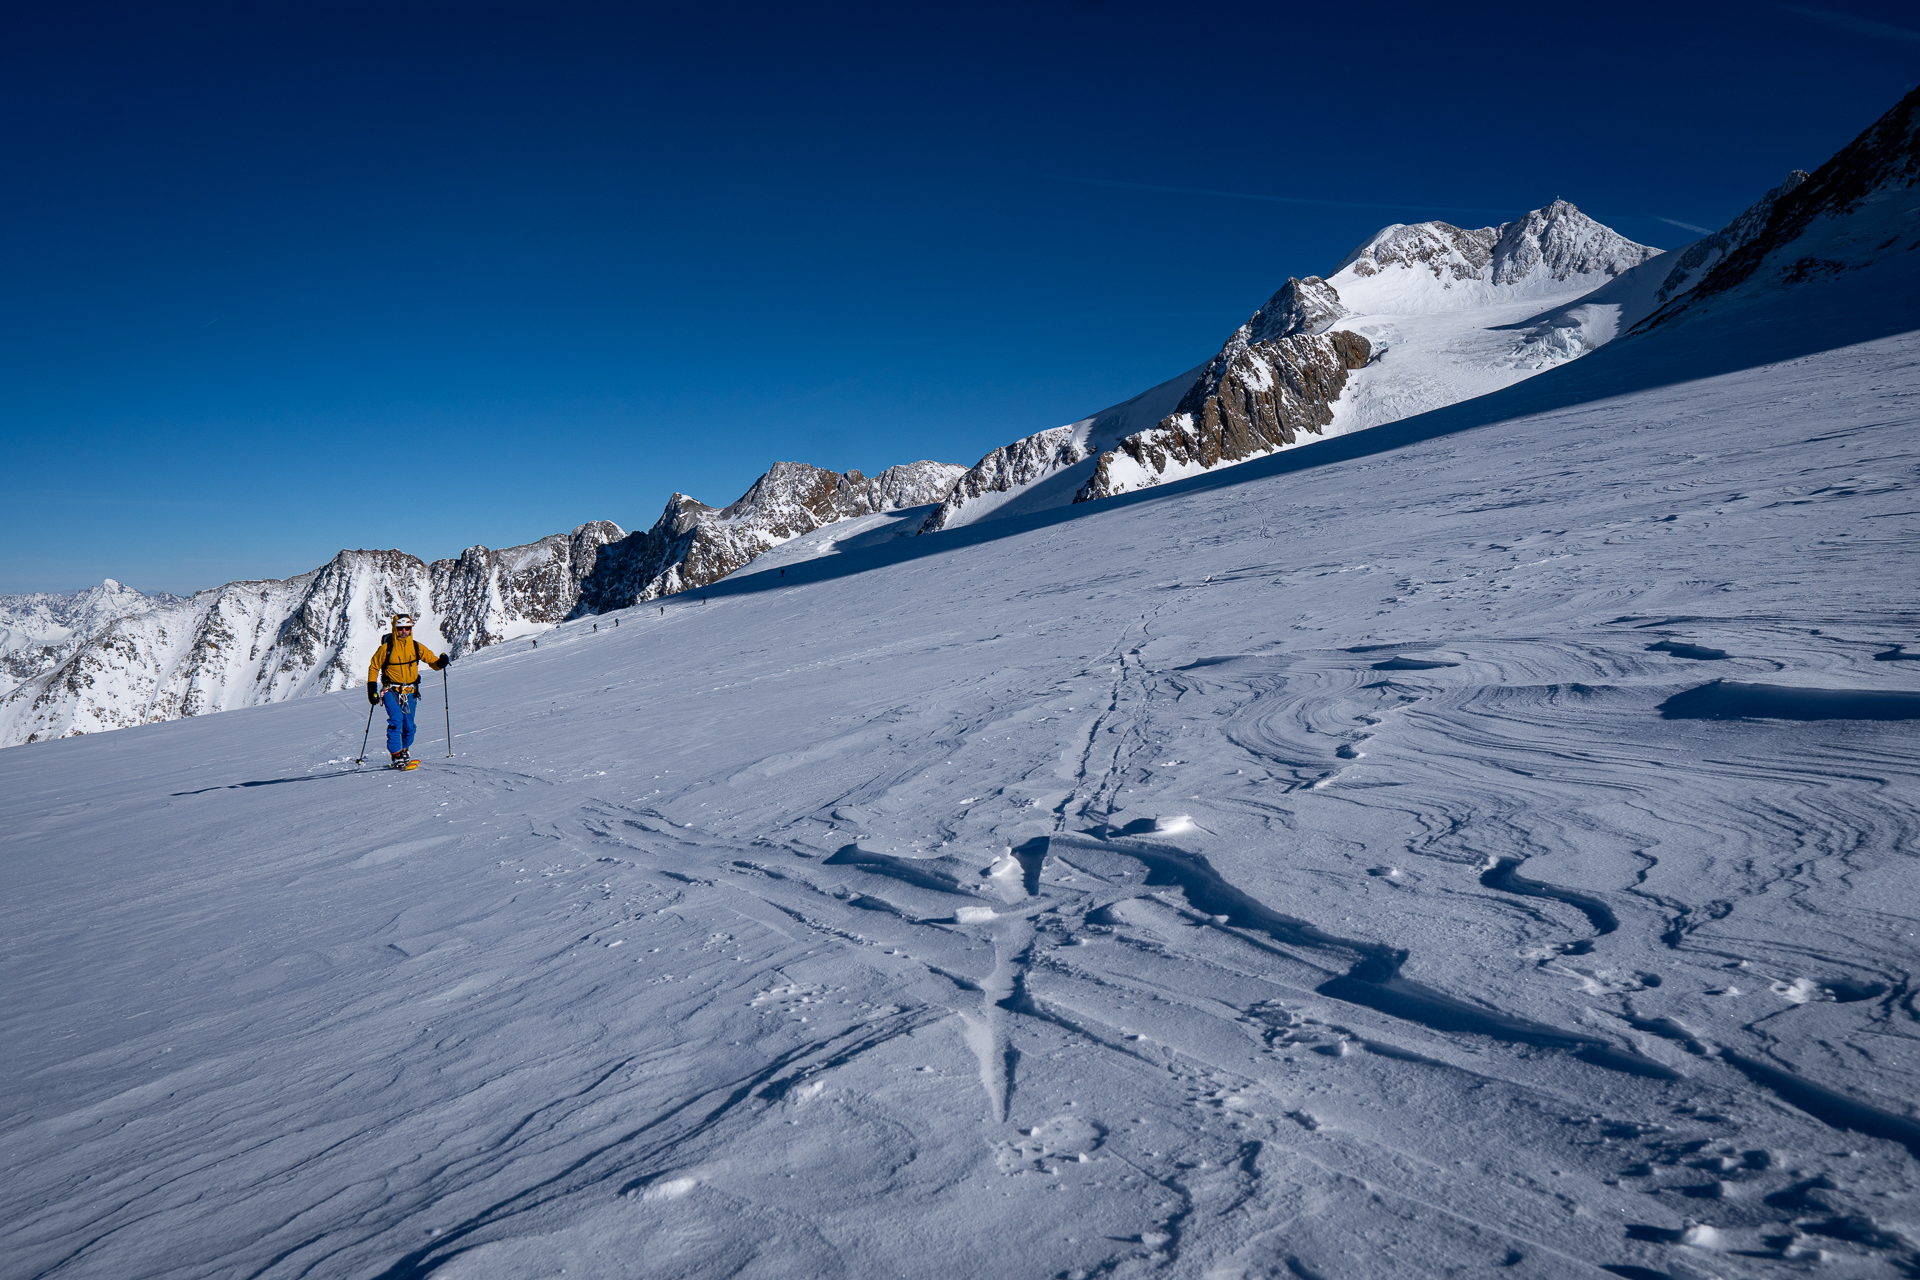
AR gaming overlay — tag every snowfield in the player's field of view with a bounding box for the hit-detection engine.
[5,236,1919,1278]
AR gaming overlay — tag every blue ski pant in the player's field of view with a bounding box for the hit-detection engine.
[383,687,419,755]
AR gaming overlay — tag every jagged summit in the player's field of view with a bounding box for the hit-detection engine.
[1331,200,1658,313]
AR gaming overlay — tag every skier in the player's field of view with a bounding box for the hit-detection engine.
[366,614,448,769]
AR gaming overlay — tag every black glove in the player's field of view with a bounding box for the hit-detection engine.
[435,655,450,670]
[367,682,380,706]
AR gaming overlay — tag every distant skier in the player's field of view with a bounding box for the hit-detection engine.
[366,614,448,769]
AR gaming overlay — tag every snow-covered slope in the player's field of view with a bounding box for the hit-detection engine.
[4,223,1917,1278]
[928,203,1659,533]
[1498,172,1812,368]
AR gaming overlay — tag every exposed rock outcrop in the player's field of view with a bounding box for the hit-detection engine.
[918,429,1086,534]
[1078,279,1369,502]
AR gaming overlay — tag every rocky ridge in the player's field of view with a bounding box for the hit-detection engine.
[1637,84,1920,331]
[1648,171,1810,311]
[576,460,965,609]
[2,460,965,746]
[922,202,1660,534]
[919,428,1089,533]
[0,524,627,746]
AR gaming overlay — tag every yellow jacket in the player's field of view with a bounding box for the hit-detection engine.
[368,633,444,687]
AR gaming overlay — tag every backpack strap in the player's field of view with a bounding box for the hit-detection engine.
[380,631,420,687]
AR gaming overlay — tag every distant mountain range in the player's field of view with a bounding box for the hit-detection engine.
[6,84,1916,747]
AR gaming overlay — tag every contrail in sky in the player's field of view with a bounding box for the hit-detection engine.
[1775,2,1920,42]
[1046,174,1522,218]
[1054,174,1720,239]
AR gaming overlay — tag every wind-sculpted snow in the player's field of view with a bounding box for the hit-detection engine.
[4,288,1918,1277]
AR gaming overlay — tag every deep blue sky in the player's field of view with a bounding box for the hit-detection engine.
[4,1,1917,595]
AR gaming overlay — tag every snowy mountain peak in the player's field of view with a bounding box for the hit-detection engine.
[1486,199,1657,286]
[1330,203,1657,313]
[1336,219,1499,283]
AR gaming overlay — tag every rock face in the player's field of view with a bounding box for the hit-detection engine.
[0,523,626,747]
[435,522,626,652]
[576,460,966,609]
[1638,84,1920,331]
[1078,279,1370,502]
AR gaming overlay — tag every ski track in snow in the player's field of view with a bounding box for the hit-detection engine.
[4,332,1920,1278]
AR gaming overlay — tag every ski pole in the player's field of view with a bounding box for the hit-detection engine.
[356,700,375,766]
[443,667,453,757]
